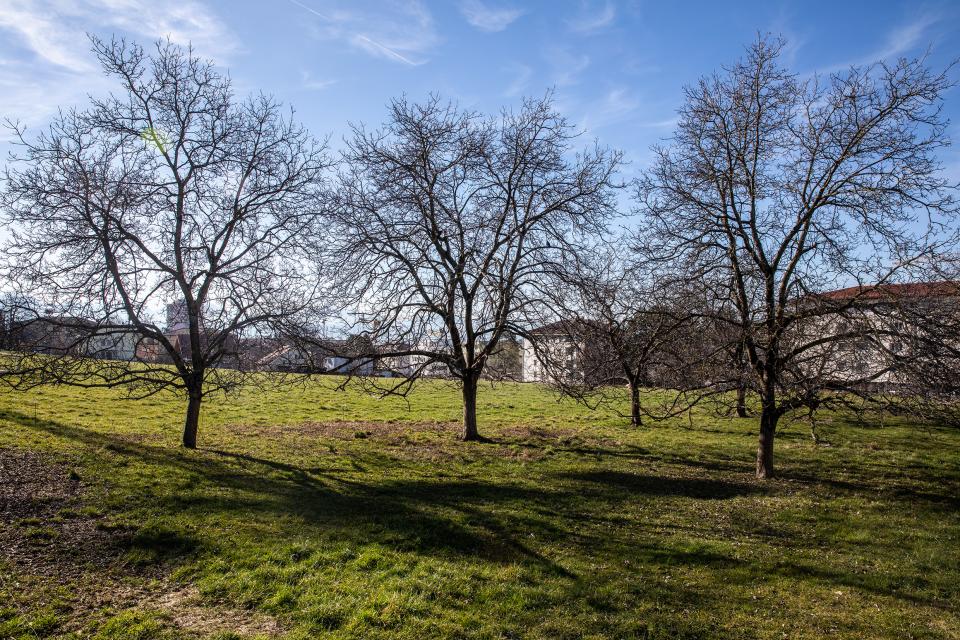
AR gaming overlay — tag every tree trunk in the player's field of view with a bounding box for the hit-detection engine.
[182,387,202,449]
[756,405,778,479]
[461,374,481,441]
[736,384,748,418]
[734,342,748,417]
[629,381,642,427]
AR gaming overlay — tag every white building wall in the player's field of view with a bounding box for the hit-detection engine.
[521,335,582,383]
[84,330,139,361]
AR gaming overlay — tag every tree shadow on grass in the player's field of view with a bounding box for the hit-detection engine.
[7,409,954,614]
[501,434,653,461]
[202,446,578,576]
[5,410,576,577]
[562,470,761,500]
[774,469,960,513]
[770,560,955,610]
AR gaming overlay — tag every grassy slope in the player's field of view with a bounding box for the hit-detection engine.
[0,377,958,639]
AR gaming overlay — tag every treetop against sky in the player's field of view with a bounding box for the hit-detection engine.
[0,0,957,183]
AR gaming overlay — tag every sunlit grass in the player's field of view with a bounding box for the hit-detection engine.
[1,376,958,639]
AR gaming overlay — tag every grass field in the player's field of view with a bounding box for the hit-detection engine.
[1,377,958,639]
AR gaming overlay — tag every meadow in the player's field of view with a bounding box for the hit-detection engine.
[0,377,958,639]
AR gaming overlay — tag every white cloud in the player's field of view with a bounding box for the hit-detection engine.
[350,33,421,66]
[0,0,237,69]
[0,1,96,72]
[638,116,678,130]
[567,1,615,35]
[289,0,438,66]
[99,0,238,61]
[460,0,523,32]
[599,87,639,117]
[766,7,807,67]
[0,0,236,137]
[565,86,675,137]
[554,86,642,136]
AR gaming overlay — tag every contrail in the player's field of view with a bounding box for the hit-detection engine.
[287,0,333,21]
[287,0,421,67]
[353,34,419,67]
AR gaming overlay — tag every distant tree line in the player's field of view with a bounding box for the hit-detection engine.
[1,35,956,478]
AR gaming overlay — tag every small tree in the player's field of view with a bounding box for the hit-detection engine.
[637,36,957,478]
[327,95,621,441]
[533,243,705,426]
[1,38,331,448]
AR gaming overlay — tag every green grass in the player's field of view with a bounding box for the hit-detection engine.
[1,377,958,639]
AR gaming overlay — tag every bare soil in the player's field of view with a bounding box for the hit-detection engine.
[0,447,282,637]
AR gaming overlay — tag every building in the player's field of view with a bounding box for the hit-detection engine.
[256,336,376,375]
[521,282,960,390]
[7,315,139,361]
[133,303,241,367]
[83,329,139,361]
[800,281,960,392]
[521,321,588,383]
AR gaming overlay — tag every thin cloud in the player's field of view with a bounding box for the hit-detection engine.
[766,7,807,67]
[0,0,237,68]
[100,0,238,60]
[287,0,335,21]
[567,1,616,35]
[503,63,532,97]
[638,116,678,129]
[545,46,590,86]
[815,12,940,75]
[460,0,524,32]
[564,86,642,135]
[0,1,94,72]
[878,13,939,58]
[300,70,338,91]
[351,34,421,66]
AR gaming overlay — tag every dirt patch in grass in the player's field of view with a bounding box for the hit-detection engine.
[496,425,570,440]
[143,585,284,637]
[232,419,460,440]
[227,420,638,464]
[0,448,283,637]
[0,448,112,578]
[0,448,82,519]
[230,420,563,462]
[232,419,602,445]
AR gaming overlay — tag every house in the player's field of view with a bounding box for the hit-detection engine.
[521,321,588,383]
[800,281,960,392]
[8,315,139,361]
[371,333,455,379]
[521,283,960,391]
[374,343,417,378]
[83,328,140,361]
[133,303,240,367]
[256,335,376,375]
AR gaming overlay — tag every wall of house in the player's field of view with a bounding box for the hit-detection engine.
[795,305,921,389]
[521,335,583,383]
[84,331,139,361]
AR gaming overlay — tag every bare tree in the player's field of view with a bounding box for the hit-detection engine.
[1,37,331,448]
[531,243,708,426]
[326,95,621,441]
[637,36,957,478]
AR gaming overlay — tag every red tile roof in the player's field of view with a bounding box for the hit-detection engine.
[817,281,960,302]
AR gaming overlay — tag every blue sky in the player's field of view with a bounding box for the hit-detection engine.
[1,0,959,180]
